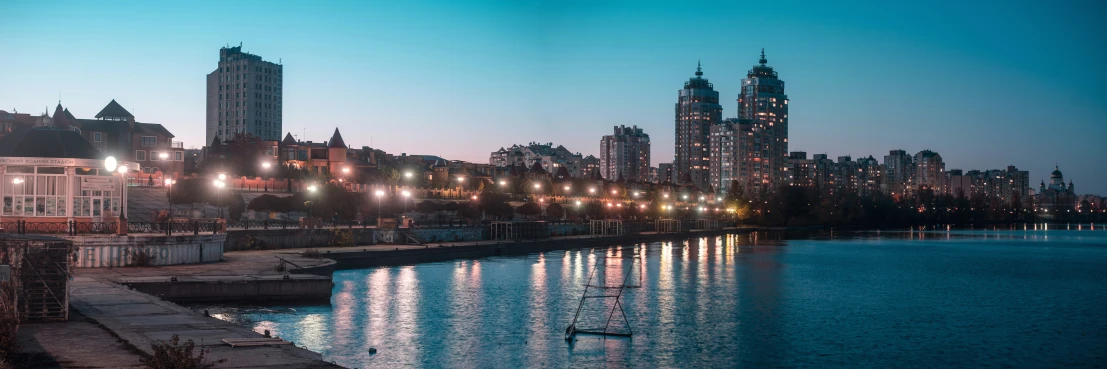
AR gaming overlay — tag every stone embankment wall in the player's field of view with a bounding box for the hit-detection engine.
[224,227,487,251]
[64,234,225,268]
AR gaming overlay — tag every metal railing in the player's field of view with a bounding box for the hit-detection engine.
[1,221,118,235]
[127,221,222,235]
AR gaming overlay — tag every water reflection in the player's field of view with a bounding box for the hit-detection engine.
[205,230,1107,368]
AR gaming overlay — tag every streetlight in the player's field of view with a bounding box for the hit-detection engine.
[306,184,318,219]
[374,190,385,222]
[260,162,272,191]
[104,157,130,222]
[404,172,413,179]
[342,167,350,174]
[159,152,168,161]
[213,179,226,218]
[402,190,411,216]
[165,178,176,221]
[589,188,596,194]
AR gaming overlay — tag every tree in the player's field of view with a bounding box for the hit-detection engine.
[478,191,514,219]
[416,201,441,214]
[768,184,814,227]
[227,193,246,220]
[516,202,542,219]
[545,203,565,219]
[169,178,208,214]
[201,132,270,177]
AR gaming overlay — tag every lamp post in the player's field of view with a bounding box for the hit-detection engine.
[401,190,411,220]
[165,178,176,221]
[104,157,129,233]
[374,190,384,223]
[261,162,272,192]
[307,184,317,219]
[213,179,226,218]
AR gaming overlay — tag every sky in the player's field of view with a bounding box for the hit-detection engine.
[2,0,1105,194]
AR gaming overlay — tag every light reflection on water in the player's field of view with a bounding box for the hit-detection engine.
[204,230,1107,368]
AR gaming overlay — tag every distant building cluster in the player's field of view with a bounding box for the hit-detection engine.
[489,142,597,179]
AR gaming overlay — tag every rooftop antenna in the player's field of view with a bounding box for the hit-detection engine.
[695,60,703,77]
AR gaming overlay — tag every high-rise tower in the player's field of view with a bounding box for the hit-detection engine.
[735,49,788,191]
[600,125,651,182]
[675,62,722,190]
[206,45,283,144]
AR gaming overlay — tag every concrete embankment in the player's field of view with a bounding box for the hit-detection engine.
[118,274,333,303]
[324,229,752,270]
[69,277,341,368]
[80,252,338,304]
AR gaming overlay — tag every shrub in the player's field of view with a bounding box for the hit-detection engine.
[330,228,354,247]
[302,249,322,258]
[142,334,225,369]
[126,248,158,267]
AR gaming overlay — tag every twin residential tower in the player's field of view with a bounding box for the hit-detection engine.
[677,50,789,193]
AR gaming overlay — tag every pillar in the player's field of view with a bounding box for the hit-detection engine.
[65,167,75,223]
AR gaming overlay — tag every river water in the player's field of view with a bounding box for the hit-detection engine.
[206,228,1107,368]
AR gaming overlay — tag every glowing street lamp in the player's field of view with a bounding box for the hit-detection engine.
[104,157,129,222]
[159,152,169,160]
[374,190,385,221]
[165,178,176,222]
[589,188,596,194]
[402,190,411,216]
[213,179,226,218]
[306,184,318,219]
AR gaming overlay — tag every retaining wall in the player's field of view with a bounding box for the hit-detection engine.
[65,234,225,268]
[225,226,487,251]
[120,275,333,303]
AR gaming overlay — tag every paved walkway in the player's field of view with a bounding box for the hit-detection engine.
[68,277,340,368]
[15,311,146,368]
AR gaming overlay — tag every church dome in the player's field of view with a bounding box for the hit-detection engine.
[1050,166,1063,179]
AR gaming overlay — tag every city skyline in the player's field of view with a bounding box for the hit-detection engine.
[2,0,1105,194]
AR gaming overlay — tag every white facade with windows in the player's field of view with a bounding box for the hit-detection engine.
[0,157,134,221]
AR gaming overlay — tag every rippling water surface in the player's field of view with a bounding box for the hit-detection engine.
[206,229,1107,368]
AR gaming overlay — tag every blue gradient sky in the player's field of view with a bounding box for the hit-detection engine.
[3,0,1105,194]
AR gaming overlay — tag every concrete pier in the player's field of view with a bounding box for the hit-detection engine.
[68,277,340,368]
